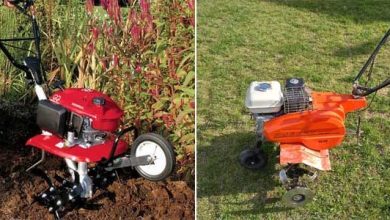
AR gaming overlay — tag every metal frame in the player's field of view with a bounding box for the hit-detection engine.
[103,126,157,171]
[106,126,138,163]
[26,150,45,171]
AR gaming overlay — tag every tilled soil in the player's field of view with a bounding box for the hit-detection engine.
[0,101,195,220]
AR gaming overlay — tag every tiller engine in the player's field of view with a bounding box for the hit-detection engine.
[240,29,390,207]
[0,0,175,219]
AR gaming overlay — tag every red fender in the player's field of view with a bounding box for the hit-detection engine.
[26,134,128,163]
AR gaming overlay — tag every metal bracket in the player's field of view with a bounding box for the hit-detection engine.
[26,150,45,172]
[279,164,318,190]
[279,169,289,185]
[105,155,153,171]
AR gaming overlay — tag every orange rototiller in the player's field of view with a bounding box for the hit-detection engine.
[240,28,390,207]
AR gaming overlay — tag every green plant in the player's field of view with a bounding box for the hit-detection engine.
[0,7,35,99]
[77,0,195,158]
[37,0,89,87]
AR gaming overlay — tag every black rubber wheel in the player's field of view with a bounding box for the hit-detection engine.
[239,148,268,170]
[131,133,175,181]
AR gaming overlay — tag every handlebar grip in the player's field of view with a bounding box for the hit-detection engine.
[353,78,390,96]
[6,0,22,5]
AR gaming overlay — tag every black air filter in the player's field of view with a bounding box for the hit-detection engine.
[36,100,68,137]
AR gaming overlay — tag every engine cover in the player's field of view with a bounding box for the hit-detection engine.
[49,88,123,132]
[245,81,284,114]
[263,92,367,151]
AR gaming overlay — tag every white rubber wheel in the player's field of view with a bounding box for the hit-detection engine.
[131,133,175,181]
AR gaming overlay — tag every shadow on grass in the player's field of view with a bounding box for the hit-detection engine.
[226,196,293,215]
[198,131,293,215]
[334,36,390,84]
[265,0,390,24]
[333,40,378,58]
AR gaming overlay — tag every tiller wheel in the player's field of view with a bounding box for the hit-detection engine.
[239,148,267,170]
[282,187,314,208]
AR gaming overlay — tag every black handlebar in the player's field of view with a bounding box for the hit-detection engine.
[0,41,30,72]
[352,28,390,97]
[353,78,390,96]
[6,0,35,13]
[0,0,45,85]
[7,0,23,4]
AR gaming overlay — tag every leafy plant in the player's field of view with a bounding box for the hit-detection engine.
[78,0,195,156]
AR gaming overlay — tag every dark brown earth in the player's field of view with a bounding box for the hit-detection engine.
[0,101,195,220]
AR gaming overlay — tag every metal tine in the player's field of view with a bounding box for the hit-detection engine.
[30,168,54,187]
[54,174,65,182]
[89,191,116,204]
[54,211,61,220]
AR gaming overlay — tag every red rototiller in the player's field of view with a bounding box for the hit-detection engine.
[0,0,175,218]
[240,28,390,207]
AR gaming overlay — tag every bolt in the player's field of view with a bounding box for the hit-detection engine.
[103,178,107,182]
[49,187,55,192]
[48,207,54,212]
[111,173,116,177]
[56,200,62,206]
[41,193,47,198]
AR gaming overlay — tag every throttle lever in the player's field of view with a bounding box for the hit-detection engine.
[51,79,65,90]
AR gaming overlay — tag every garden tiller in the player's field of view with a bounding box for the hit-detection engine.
[240,28,390,207]
[0,0,175,218]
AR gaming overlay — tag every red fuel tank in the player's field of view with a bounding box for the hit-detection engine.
[49,88,123,132]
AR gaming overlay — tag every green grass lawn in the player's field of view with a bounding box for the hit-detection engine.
[197,0,390,219]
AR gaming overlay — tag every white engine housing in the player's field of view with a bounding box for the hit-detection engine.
[245,81,284,114]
